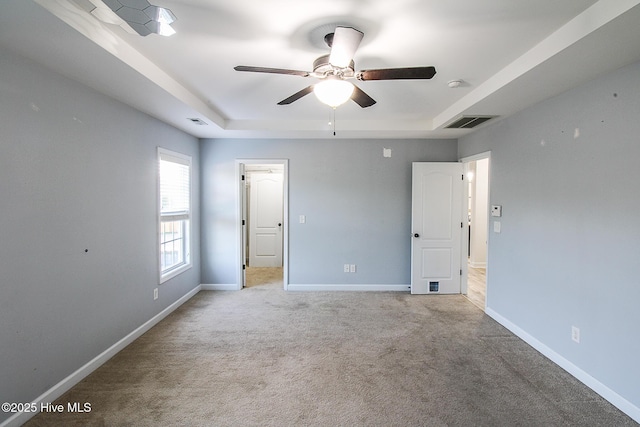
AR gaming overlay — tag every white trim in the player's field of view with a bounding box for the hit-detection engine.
[287,284,410,292]
[486,307,640,424]
[158,147,192,164]
[160,264,192,284]
[200,283,411,292]
[460,150,492,163]
[0,286,201,427]
[461,162,470,295]
[201,283,238,291]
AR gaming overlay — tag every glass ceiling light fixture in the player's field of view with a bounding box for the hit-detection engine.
[102,0,177,36]
[313,77,355,108]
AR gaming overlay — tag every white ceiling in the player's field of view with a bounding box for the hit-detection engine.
[2,0,640,139]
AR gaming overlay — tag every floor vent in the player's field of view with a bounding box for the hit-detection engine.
[445,116,496,129]
[188,118,208,125]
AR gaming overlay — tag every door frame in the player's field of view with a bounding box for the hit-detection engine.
[236,159,289,290]
[459,151,491,308]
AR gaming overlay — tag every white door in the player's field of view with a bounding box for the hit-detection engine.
[411,162,464,294]
[249,172,283,267]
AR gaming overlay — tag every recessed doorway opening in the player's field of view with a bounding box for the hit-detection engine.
[461,153,490,310]
[236,159,289,290]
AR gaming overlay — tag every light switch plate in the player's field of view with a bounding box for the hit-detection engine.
[494,221,501,233]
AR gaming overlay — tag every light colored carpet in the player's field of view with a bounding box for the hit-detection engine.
[25,273,635,426]
[245,266,283,289]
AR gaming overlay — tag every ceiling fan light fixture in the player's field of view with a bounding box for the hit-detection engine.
[101,0,177,36]
[144,6,176,24]
[313,78,354,108]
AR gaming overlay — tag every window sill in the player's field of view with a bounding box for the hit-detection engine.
[160,263,192,284]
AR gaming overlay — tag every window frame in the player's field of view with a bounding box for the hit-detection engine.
[158,147,192,284]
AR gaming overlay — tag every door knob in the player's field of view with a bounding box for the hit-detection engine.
[414,233,420,238]
[278,223,282,227]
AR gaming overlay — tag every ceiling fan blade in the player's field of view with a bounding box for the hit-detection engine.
[277,86,314,105]
[351,84,376,108]
[328,26,364,68]
[234,66,309,77]
[356,66,436,81]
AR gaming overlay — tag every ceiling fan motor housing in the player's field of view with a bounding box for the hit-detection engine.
[313,54,355,78]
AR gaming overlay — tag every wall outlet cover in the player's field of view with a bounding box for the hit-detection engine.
[572,326,580,343]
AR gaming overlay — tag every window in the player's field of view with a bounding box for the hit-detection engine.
[158,148,191,283]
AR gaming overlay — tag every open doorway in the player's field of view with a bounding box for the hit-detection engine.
[236,160,288,290]
[462,153,490,309]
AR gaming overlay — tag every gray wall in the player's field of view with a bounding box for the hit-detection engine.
[0,47,200,422]
[459,60,640,412]
[200,138,457,286]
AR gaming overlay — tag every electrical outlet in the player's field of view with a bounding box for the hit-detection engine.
[154,288,158,301]
[350,264,356,273]
[344,264,350,273]
[571,326,580,343]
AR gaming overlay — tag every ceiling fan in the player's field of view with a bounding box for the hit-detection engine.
[234,26,436,108]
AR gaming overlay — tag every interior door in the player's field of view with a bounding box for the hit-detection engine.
[249,172,283,267]
[411,162,464,294]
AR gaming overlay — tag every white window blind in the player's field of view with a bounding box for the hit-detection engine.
[160,153,190,218]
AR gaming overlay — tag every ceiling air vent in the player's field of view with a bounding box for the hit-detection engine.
[188,118,208,125]
[445,116,496,129]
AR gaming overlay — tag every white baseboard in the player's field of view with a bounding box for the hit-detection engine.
[486,307,640,424]
[201,283,239,291]
[1,285,202,427]
[287,283,410,292]
[201,284,411,292]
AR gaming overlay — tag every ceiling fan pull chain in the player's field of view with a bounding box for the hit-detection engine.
[333,107,337,136]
